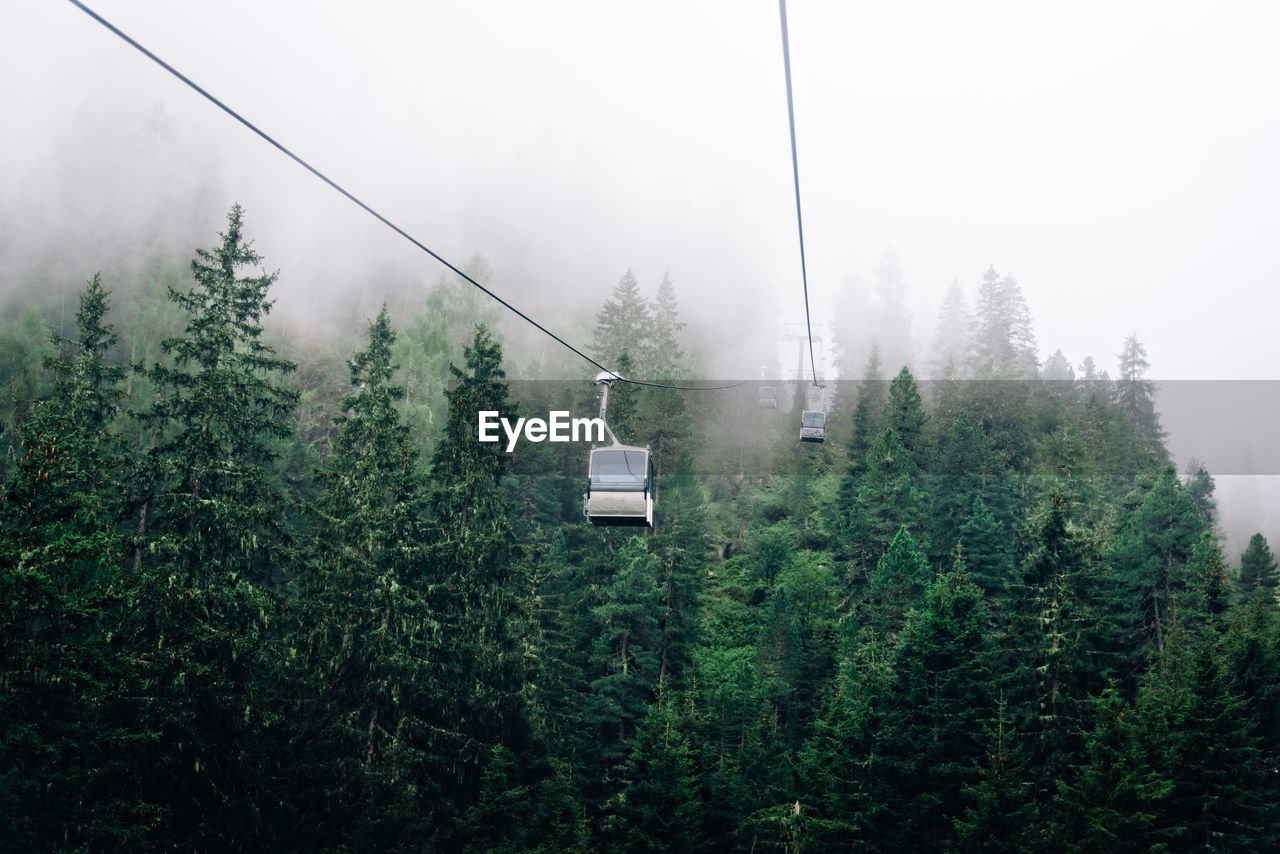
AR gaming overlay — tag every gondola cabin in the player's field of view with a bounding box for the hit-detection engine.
[799,410,826,443]
[758,386,778,408]
[585,445,654,527]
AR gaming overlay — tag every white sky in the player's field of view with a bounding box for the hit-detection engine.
[3,0,1280,382]
[3,0,1280,547]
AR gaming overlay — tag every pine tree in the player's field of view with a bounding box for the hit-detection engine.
[958,496,1013,601]
[1002,493,1106,846]
[882,366,930,471]
[1108,467,1206,678]
[618,694,708,853]
[1051,687,1169,852]
[929,278,973,380]
[971,266,1037,378]
[424,325,536,833]
[1237,532,1278,598]
[858,430,924,559]
[1112,333,1166,472]
[929,413,1012,567]
[593,269,653,373]
[0,305,55,475]
[866,527,933,637]
[845,343,886,477]
[3,273,126,577]
[650,272,686,374]
[585,537,666,811]
[138,203,298,578]
[288,306,441,847]
[1184,462,1217,530]
[1132,620,1269,850]
[650,456,707,684]
[0,274,130,849]
[1221,594,1280,848]
[113,204,299,847]
[872,249,913,375]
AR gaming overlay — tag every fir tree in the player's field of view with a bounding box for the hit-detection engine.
[585,537,666,810]
[1237,532,1278,598]
[971,266,1037,378]
[1108,467,1206,677]
[618,694,708,853]
[1111,333,1166,472]
[650,272,686,374]
[0,274,129,849]
[930,278,973,379]
[593,269,653,373]
[846,342,886,477]
[858,430,924,559]
[1002,494,1106,846]
[882,366,930,471]
[138,203,298,578]
[424,325,536,833]
[288,306,441,847]
[114,204,299,847]
[869,556,993,851]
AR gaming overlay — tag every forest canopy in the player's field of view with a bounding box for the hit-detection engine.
[2,206,1278,852]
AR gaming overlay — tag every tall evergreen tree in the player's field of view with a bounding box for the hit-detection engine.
[617,693,707,853]
[424,325,536,834]
[871,249,913,375]
[1237,532,1279,598]
[650,272,686,374]
[593,269,653,373]
[971,266,1037,378]
[585,537,666,813]
[862,556,993,851]
[858,430,924,559]
[1002,494,1106,847]
[1111,333,1166,472]
[114,204,299,847]
[929,278,973,380]
[958,496,1013,602]
[845,343,886,477]
[1,274,129,849]
[138,203,298,577]
[1130,620,1270,851]
[1108,467,1205,678]
[287,306,442,847]
[882,366,930,471]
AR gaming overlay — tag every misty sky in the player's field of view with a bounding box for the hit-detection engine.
[3,0,1280,548]
[6,0,1280,381]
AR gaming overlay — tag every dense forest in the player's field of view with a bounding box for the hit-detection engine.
[3,205,1279,852]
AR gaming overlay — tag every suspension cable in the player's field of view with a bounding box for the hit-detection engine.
[64,0,740,393]
[778,0,821,388]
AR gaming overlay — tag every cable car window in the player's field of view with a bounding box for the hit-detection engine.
[590,449,648,488]
[801,411,826,428]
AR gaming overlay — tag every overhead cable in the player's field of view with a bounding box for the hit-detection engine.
[777,0,821,388]
[64,0,739,393]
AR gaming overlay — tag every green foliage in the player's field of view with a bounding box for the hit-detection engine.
[618,696,707,853]
[1237,532,1279,598]
[0,274,130,849]
[1108,467,1207,679]
[137,203,298,579]
[0,304,55,476]
[6,206,1280,851]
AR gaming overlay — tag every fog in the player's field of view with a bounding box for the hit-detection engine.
[3,0,1280,546]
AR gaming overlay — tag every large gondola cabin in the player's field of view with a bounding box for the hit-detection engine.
[584,444,654,527]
